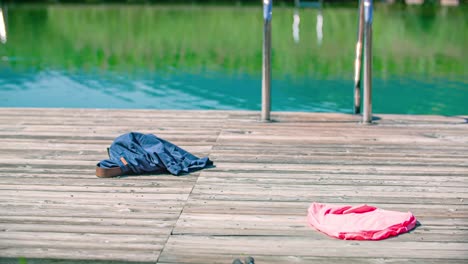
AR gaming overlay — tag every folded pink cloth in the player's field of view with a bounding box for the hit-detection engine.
[307,203,417,240]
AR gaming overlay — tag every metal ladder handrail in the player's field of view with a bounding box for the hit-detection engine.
[261,0,373,124]
[261,0,272,122]
[353,0,374,123]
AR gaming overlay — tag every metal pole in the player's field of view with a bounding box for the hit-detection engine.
[261,0,272,122]
[362,0,373,124]
[353,0,364,114]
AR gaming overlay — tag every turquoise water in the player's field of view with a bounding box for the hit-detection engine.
[3,69,465,115]
[0,4,467,115]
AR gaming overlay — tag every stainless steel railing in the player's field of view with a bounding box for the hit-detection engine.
[353,0,364,115]
[261,0,374,124]
[261,0,272,122]
[362,0,373,124]
[353,0,373,123]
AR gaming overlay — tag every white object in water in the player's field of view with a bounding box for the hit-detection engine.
[316,12,323,45]
[0,8,6,44]
[293,11,300,43]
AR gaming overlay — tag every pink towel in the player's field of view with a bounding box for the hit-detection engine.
[307,203,417,240]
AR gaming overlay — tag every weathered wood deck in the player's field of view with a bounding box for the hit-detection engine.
[0,108,467,263]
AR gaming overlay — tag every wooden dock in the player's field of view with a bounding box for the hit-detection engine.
[0,108,467,263]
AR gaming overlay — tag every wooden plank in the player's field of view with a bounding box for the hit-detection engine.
[159,255,467,264]
[0,239,163,253]
[1,223,174,235]
[0,172,200,181]
[209,155,468,167]
[0,124,221,133]
[0,200,185,212]
[207,162,468,175]
[189,193,466,205]
[0,247,159,262]
[0,214,179,224]
[0,184,193,194]
[0,195,187,205]
[212,143,468,153]
[0,177,198,187]
[0,139,214,148]
[0,257,152,264]
[160,235,468,259]
[171,213,468,241]
[191,183,468,195]
[182,200,468,217]
[0,134,219,143]
[0,232,167,244]
[0,108,233,117]
[193,175,468,187]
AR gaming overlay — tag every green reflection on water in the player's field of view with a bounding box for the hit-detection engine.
[2,4,466,78]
